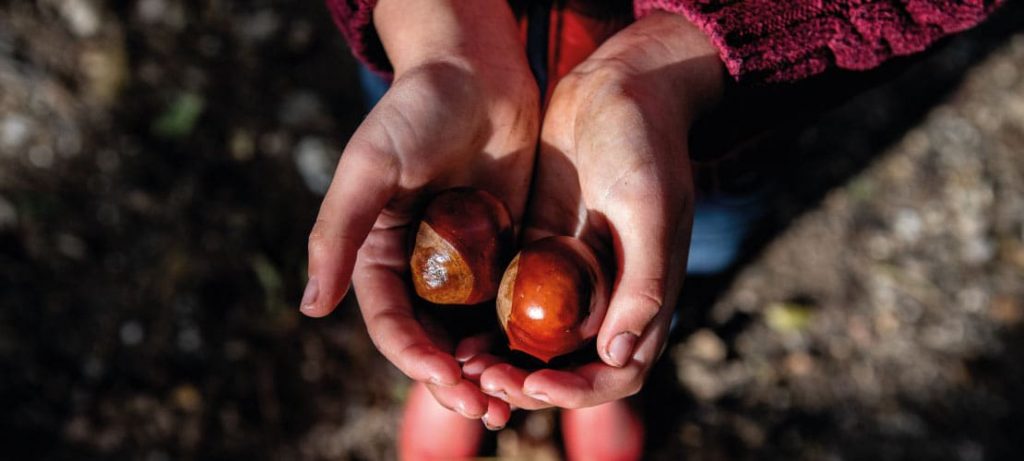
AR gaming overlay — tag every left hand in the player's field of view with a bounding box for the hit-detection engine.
[466,11,726,410]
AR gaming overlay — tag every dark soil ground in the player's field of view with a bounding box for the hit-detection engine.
[1,1,1023,460]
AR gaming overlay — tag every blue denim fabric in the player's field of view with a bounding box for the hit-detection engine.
[357,65,390,111]
[686,189,767,275]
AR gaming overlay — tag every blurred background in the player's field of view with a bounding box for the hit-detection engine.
[1,1,1023,460]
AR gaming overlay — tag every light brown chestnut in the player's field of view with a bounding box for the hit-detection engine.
[410,188,514,305]
[496,236,609,362]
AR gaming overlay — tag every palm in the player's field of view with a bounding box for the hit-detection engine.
[471,66,696,410]
[351,62,538,349]
[529,69,690,266]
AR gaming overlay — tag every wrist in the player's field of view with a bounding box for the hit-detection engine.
[585,11,726,120]
[374,0,528,79]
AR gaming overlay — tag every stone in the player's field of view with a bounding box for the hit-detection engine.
[294,137,335,195]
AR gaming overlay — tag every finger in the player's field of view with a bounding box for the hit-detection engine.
[462,353,504,381]
[301,139,399,318]
[479,364,551,410]
[352,253,462,387]
[523,309,671,408]
[425,381,489,419]
[522,365,638,409]
[454,333,496,363]
[595,181,691,368]
[482,397,512,431]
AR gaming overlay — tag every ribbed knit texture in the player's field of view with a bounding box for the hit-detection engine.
[325,0,391,74]
[635,0,1005,82]
[325,0,1004,83]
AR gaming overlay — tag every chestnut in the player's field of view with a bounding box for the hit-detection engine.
[410,188,514,305]
[496,236,609,362]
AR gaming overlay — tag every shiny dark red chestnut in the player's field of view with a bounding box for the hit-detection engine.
[410,188,514,305]
[496,236,609,362]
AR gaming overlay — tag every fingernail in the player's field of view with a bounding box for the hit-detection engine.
[454,338,482,362]
[524,391,549,404]
[299,277,319,312]
[482,387,508,400]
[429,374,458,387]
[456,401,483,419]
[607,332,638,367]
[463,360,486,378]
[482,414,503,431]
[455,401,469,418]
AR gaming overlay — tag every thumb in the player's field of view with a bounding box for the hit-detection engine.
[595,189,691,368]
[301,139,399,317]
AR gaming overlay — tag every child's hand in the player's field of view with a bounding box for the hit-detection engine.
[301,0,537,425]
[470,11,725,410]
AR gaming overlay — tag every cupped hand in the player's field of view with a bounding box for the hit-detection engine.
[472,11,725,410]
[301,0,537,426]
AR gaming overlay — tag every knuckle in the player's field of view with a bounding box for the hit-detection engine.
[633,288,665,322]
[308,219,365,258]
[569,57,636,90]
[307,219,334,252]
[614,283,665,331]
[624,374,644,397]
[560,394,586,410]
[552,68,587,93]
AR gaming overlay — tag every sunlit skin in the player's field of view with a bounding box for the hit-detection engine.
[465,12,725,411]
[301,0,726,430]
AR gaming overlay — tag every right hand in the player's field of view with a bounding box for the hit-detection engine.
[300,0,538,428]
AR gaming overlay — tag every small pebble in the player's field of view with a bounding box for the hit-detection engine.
[784,351,815,376]
[989,295,1023,326]
[294,137,335,195]
[679,362,724,401]
[119,321,144,346]
[279,91,325,127]
[238,10,280,43]
[171,384,202,413]
[893,208,922,243]
[684,329,727,364]
[176,327,202,352]
[0,115,32,150]
[60,0,102,37]
[301,360,323,382]
[230,130,255,161]
[0,196,17,229]
[136,0,167,24]
[962,238,995,265]
[28,145,55,168]
[57,233,86,259]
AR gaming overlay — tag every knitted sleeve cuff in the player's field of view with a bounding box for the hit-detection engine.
[635,0,1005,83]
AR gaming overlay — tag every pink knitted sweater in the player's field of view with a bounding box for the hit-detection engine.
[325,0,1003,83]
